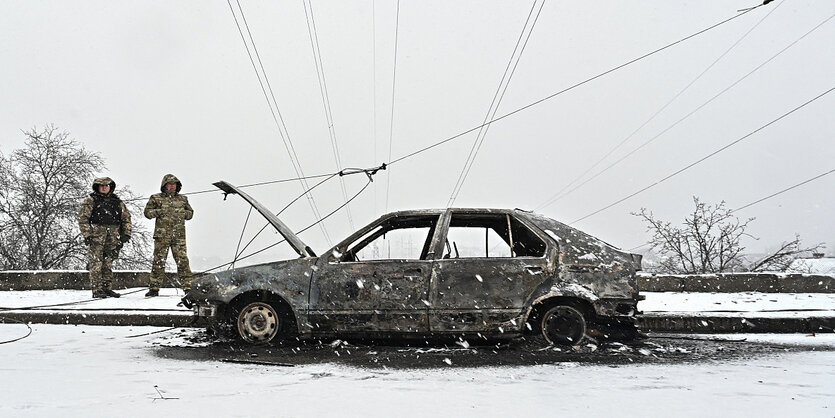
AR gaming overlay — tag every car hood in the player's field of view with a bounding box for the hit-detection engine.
[213,180,316,258]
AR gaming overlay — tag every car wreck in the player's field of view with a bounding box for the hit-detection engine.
[183,181,643,346]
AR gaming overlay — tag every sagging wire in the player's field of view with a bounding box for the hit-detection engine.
[0,287,147,312]
[230,206,254,271]
[228,173,339,267]
[569,85,835,225]
[125,327,180,338]
[387,3,766,167]
[197,166,380,274]
[738,0,774,13]
[229,0,333,246]
[0,316,33,345]
[534,0,785,212]
[384,0,401,214]
[303,0,356,231]
[447,0,546,207]
[538,8,833,212]
[628,167,835,252]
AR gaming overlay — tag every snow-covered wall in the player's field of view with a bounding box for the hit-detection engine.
[1,271,833,292]
[638,272,834,293]
[0,271,181,290]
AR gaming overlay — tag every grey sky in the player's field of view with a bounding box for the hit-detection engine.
[1,1,833,268]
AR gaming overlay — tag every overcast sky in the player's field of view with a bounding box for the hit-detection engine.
[1,1,833,268]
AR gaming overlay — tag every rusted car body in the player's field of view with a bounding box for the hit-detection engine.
[184,181,643,345]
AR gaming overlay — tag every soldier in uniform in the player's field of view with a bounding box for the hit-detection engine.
[143,174,194,297]
[78,177,132,298]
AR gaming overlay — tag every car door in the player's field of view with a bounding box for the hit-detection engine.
[308,213,442,334]
[429,211,551,333]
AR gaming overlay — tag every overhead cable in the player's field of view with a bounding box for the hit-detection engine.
[447,0,545,207]
[568,85,835,225]
[534,1,785,211]
[303,0,356,230]
[389,4,765,167]
[199,176,375,273]
[627,167,835,252]
[732,168,835,213]
[384,0,401,213]
[228,0,332,245]
[537,9,834,211]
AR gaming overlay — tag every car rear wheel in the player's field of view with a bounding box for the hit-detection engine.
[541,305,587,346]
[237,301,280,344]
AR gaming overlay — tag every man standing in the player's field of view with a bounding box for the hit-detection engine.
[78,177,131,298]
[143,174,193,297]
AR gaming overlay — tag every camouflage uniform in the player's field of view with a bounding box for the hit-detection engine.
[144,174,194,292]
[78,177,132,298]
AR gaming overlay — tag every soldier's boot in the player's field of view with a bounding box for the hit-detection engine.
[145,289,159,297]
[92,290,106,299]
[103,289,121,298]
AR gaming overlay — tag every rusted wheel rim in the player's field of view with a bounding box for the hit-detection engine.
[541,305,586,346]
[237,302,279,344]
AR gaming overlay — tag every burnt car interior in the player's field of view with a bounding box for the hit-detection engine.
[340,215,439,262]
[445,213,546,259]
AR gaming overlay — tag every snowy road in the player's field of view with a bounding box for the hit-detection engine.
[1,324,833,417]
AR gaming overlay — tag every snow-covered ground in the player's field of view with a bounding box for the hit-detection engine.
[0,324,832,417]
[640,292,835,317]
[0,288,190,314]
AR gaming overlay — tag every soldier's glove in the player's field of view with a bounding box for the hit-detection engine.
[120,235,131,244]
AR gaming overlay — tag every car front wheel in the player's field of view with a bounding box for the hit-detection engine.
[541,305,587,346]
[236,301,280,344]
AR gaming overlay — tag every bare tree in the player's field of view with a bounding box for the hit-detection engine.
[747,234,820,273]
[634,197,818,274]
[0,125,151,270]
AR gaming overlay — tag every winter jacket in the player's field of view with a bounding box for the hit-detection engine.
[144,174,193,240]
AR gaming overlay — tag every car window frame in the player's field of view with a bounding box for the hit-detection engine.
[435,210,553,261]
[328,212,444,263]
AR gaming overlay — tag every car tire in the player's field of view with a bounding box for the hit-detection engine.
[540,305,587,346]
[236,301,281,344]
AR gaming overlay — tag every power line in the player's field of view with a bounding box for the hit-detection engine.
[384,0,401,213]
[389,4,762,167]
[228,0,332,245]
[198,176,375,273]
[536,9,834,211]
[733,168,835,213]
[372,0,378,216]
[534,1,785,211]
[302,0,355,231]
[447,0,545,207]
[628,167,835,252]
[568,86,835,225]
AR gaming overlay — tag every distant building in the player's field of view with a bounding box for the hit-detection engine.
[786,252,835,275]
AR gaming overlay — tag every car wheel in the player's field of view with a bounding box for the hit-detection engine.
[541,305,587,346]
[236,301,280,344]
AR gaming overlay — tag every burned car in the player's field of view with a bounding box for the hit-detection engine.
[183,181,643,346]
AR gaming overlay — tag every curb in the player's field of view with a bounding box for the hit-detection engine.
[0,311,199,327]
[638,314,835,334]
[2,311,833,334]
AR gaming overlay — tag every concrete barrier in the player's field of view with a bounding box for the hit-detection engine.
[637,272,834,293]
[0,271,183,290]
[638,314,835,333]
[1,270,834,292]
